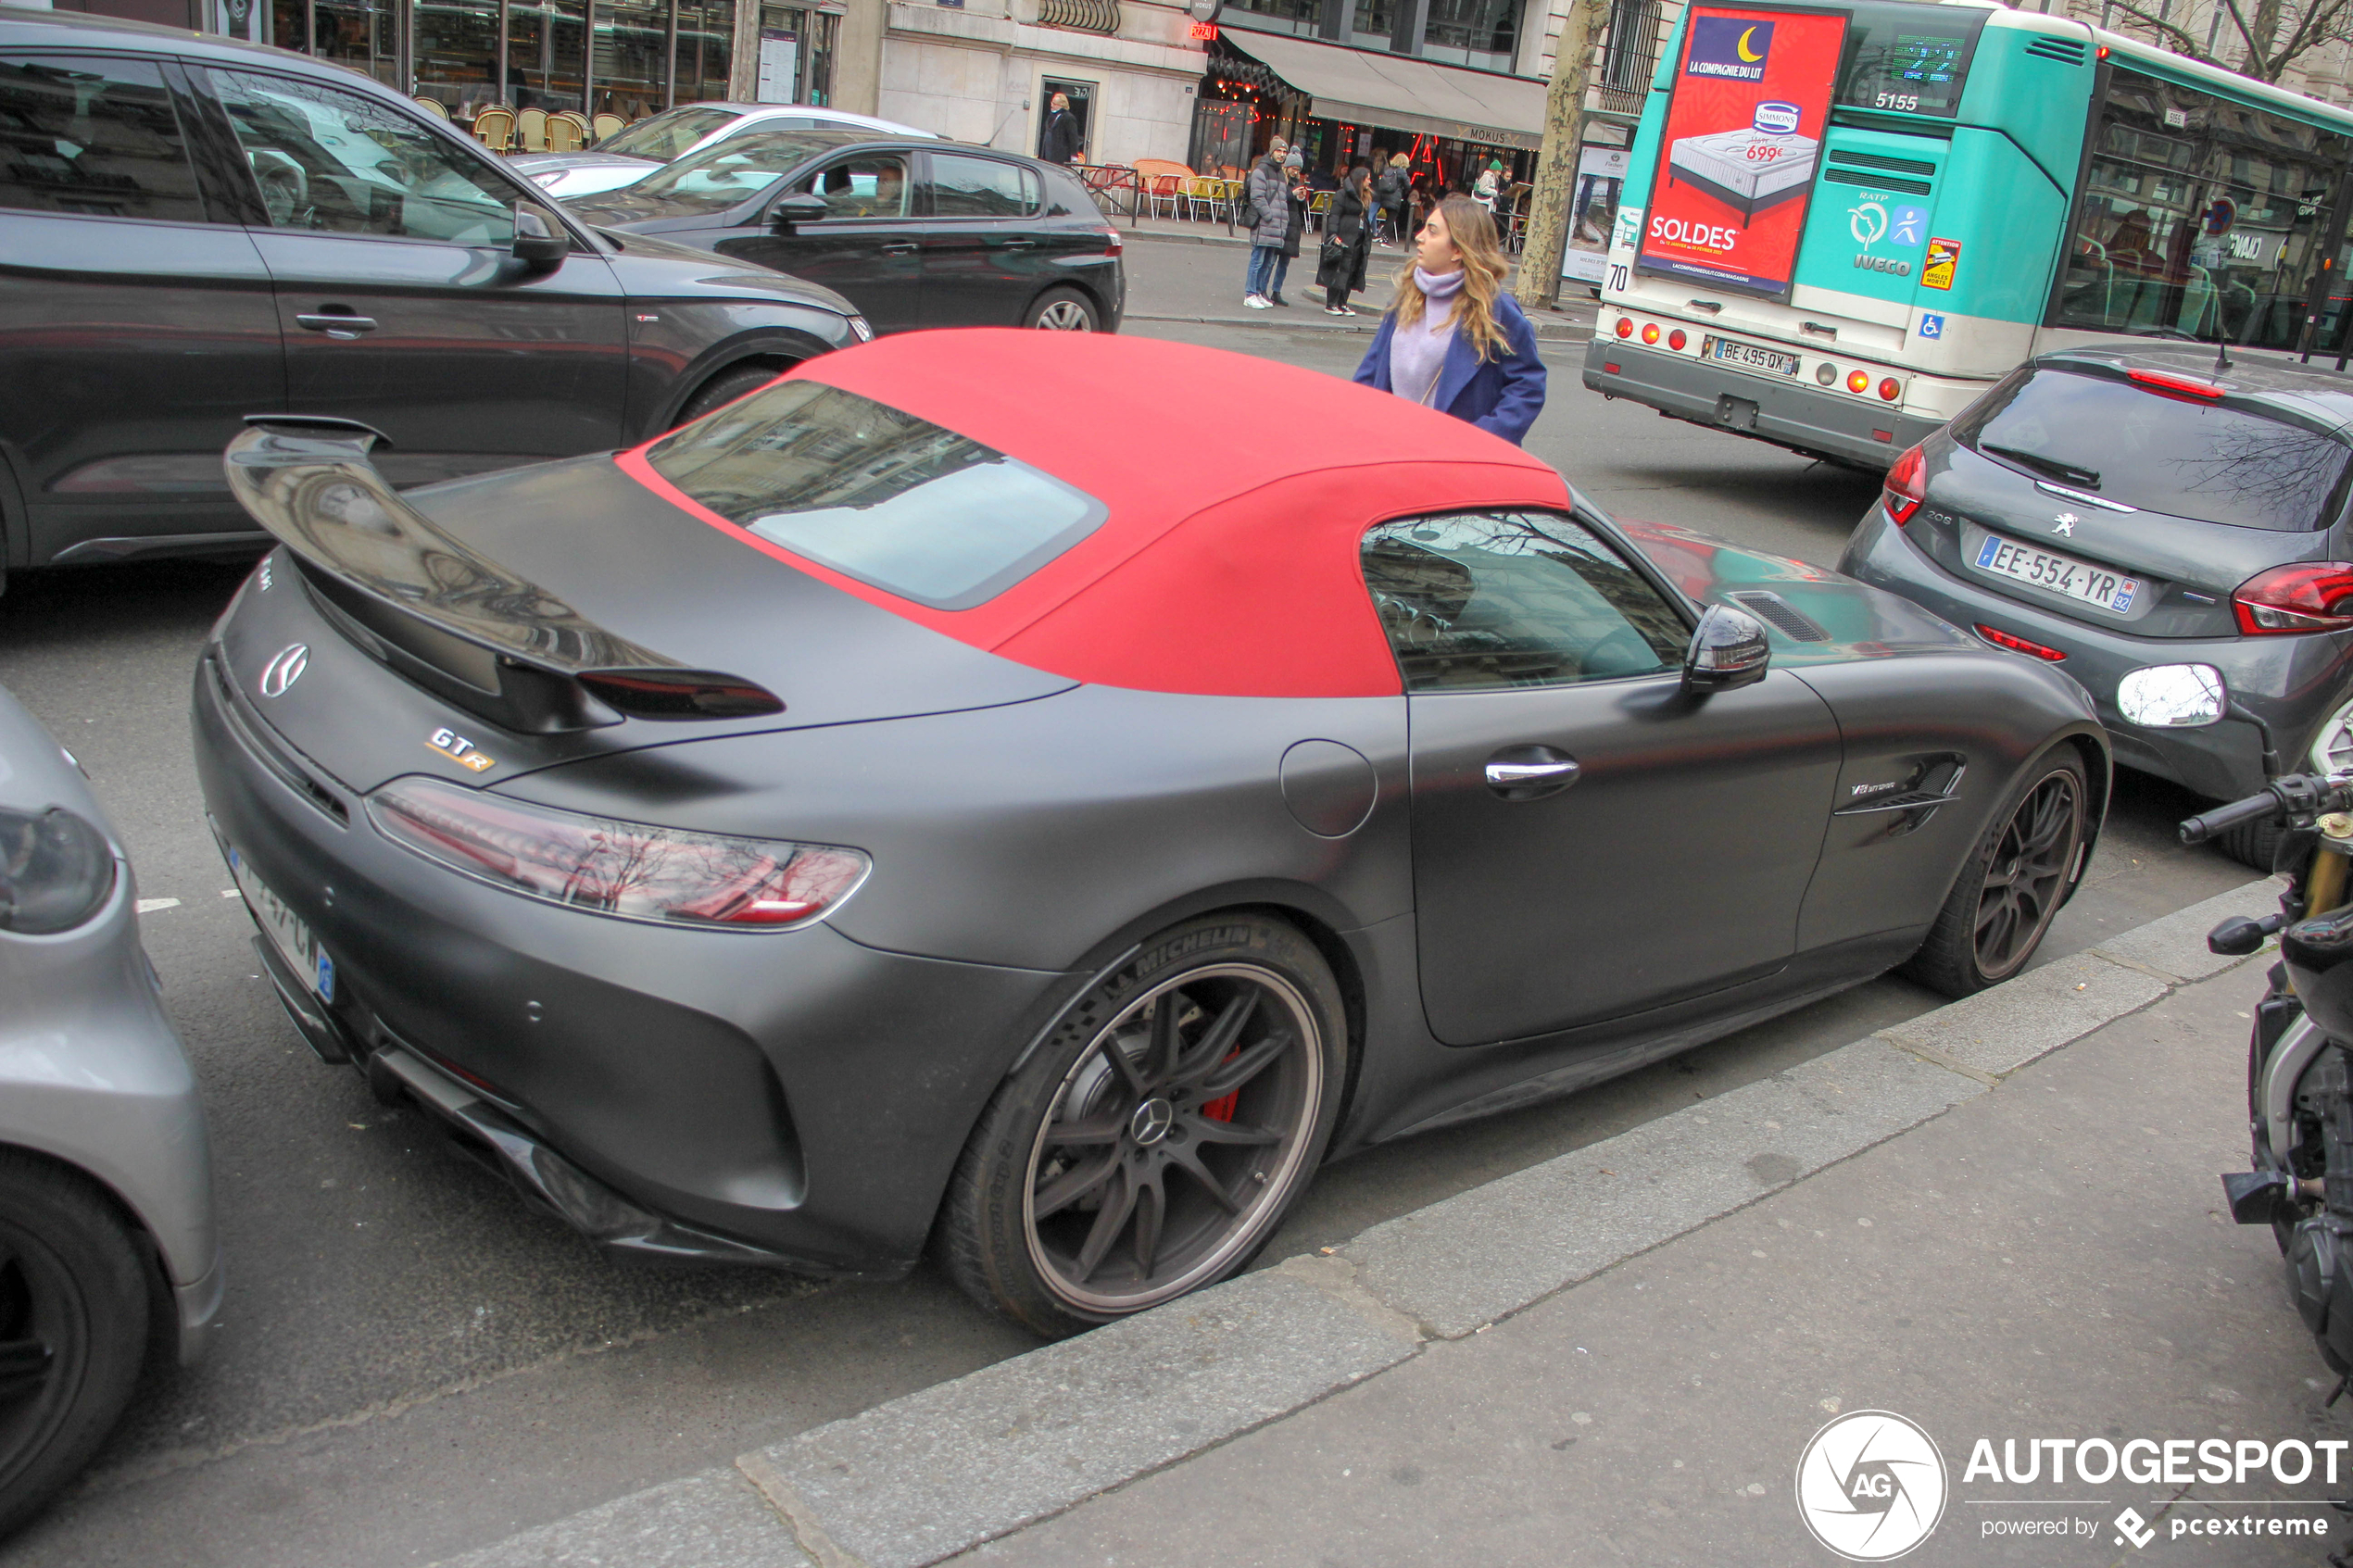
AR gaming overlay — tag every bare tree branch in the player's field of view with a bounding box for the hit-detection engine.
[2214,0,2275,77]
[2102,0,2221,63]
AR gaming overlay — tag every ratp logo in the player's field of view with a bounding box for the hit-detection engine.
[1688,15,1772,81]
[1796,1411,1948,1561]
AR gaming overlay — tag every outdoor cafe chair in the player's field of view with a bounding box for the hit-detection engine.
[513,107,548,152]
[413,94,450,119]
[591,111,624,143]
[472,106,515,152]
[547,112,586,152]
[1306,190,1333,232]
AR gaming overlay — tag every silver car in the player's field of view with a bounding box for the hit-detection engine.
[514,101,940,202]
[0,684,218,1539]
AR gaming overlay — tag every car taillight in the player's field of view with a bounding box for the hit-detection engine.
[2232,562,2353,635]
[1881,443,1926,526]
[0,805,115,934]
[368,776,869,930]
[1101,228,1122,257]
[1975,623,2068,662]
[1667,329,1687,350]
[2127,367,2225,400]
[1615,318,1634,338]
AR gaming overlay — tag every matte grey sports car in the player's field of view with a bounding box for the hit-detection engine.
[191,331,2108,1336]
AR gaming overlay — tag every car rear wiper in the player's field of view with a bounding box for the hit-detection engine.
[1980,443,2102,490]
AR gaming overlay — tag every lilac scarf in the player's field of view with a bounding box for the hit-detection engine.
[1389,266,1466,407]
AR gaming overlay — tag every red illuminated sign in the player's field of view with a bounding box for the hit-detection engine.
[1190,20,1217,38]
[1637,5,1847,299]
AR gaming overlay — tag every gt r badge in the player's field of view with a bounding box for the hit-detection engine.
[428,727,496,771]
[2052,513,2079,536]
[258,643,308,698]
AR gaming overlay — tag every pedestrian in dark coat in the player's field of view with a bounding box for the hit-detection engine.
[1372,153,1410,244]
[1038,93,1082,165]
[1317,166,1374,315]
[1271,150,1309,306]
[1352,195,1547,445]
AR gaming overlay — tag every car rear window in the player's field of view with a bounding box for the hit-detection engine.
[1953,367,2353,532]
[646,378,1105,609]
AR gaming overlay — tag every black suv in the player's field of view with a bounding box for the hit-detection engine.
[0,9,868,577]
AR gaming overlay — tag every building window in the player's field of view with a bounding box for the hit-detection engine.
[1352,0,1391,38]
[1422,0,1520,57]
[1227,0,1321,27]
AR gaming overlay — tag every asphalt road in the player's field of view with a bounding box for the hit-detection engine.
[0,311,2255,1568]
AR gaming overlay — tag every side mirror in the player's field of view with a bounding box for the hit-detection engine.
[1682,604,1771,695]
[512,201,570,267]
[769,192,829,232]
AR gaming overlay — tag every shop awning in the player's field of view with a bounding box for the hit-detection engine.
[1221,31,1549,151]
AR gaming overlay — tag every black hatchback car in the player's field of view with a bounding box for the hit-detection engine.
[566,128,1126,334]
[0,9,868,578]
[1841,345,2353,865]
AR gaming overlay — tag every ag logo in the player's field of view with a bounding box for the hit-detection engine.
[1795,1411,1947,1561]
[258,643,308,698]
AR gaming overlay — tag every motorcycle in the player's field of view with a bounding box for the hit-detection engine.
[2196,774,2353,1383]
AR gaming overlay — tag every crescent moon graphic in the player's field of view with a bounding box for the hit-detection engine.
[1736,25,1763,60]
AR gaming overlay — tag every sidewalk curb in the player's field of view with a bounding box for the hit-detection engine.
[430,878,2279,1568]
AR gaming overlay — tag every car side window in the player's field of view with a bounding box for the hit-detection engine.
[1362,512,1691,692]
[205,67,515,245]
[793,154,909,220]
[0,54,208,223]
[930,153,1037,218]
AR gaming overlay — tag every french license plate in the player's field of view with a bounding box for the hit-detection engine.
[227,844,334,1000]
[1707,337,1800,376]
[1973,533,2139,616]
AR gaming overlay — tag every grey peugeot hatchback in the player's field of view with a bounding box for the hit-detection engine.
[0,7,867,583]
[1841,345,2353,867]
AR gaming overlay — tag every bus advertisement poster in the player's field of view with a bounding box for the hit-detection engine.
[1637,5,1848,297]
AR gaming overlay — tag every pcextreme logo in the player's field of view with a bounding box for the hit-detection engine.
[1796,1411,1947,1561]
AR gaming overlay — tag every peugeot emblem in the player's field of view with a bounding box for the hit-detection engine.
[258,643,309,698]
[2052,513,2079,537]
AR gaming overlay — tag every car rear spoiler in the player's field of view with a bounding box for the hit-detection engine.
[222,419,784,732]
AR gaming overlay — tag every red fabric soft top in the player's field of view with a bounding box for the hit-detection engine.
[616,329,1570,698]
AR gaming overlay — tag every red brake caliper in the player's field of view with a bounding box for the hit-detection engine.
[1200,1052,1239,1123]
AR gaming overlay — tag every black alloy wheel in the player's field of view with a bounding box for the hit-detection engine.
[1905,751,2088,998]
[0,1155,149,1540]
[942,916,1346,1336]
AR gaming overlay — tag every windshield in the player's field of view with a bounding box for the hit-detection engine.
[647,378,1106,608]
[627,131,842,212]
[1953,367,2353,532]
[597,106,740,162]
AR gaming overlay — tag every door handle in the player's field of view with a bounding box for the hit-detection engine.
[296,312,378,337]
[1485,747,1580,800]
[999,239,1037,251]
[879,242,918,256]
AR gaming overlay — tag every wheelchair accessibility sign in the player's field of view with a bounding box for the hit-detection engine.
[1918,312,1945,339]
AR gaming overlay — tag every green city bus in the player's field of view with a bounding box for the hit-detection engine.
[1584,0,2353,469]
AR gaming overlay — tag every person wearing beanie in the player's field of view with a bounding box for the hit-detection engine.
[1269,148,1309,306]
[1473,157,1504,213]
[1351,194,1546,445]
[1242,137,1291,307]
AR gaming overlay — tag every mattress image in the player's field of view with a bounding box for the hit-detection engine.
[1665,130,1819,222]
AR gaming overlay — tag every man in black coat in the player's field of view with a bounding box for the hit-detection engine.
[1038,94,1083,165]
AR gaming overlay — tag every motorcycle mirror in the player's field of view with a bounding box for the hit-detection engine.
[770,193,829,232]
[511,201,570,267]
[1682,604,1771,695]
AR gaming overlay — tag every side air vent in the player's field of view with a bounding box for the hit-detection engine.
[1824,167,1933,196]
[1827,150,1938,176]
[2024,34,2088,63]
[1730,590,1833,643]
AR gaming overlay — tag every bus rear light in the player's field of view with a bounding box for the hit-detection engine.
[1667,329,1687,350]
[1615,318,1633,338]
[2127,367,2227,400]
[1846,370,1870,393]
[1641,321,1661,345]
[2232,562,2353,634]
[1878,378,1901,401]
[1816,362,1838,386]
[1975,623,2068,662]
[1881,443,1926,525]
